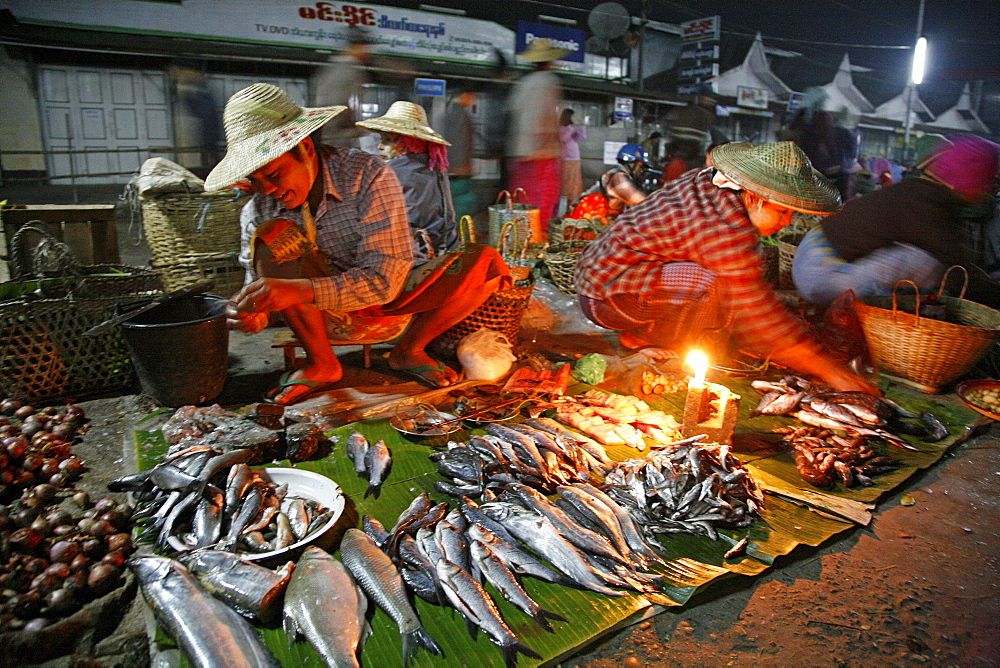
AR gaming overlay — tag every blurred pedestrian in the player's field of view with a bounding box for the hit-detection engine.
[358,101,459,266]
[662,94,715,183]
[506,38,569,227]
[170,64,222,179]
[559,108,586,214]
[441,88,477,220]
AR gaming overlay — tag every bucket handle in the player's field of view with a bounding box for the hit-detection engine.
[494,189,513,211]
[498,217,529,259]
[891,279,923,327]
[936,265,969,300]
[512,187,530,207]
[458,215,476,245]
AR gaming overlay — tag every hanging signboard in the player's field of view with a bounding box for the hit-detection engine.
[679,15,720,43]
[679,63,718,80]
[515,20,585,63]
[414,78,446,96]
[679,45,719,62]
[737,86,770,110]
[613,97,634,122]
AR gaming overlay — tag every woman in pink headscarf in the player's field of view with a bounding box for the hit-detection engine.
[793,135,1000,308]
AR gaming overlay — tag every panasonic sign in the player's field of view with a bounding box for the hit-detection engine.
[515,20,585,63]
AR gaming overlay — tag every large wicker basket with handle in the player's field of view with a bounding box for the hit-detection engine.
[141,190,244,261]
[487,188,542,247]
[433,217,535,355]
[542,223,595,295]
[854,268,1000,393]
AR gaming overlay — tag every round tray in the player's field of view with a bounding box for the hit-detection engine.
[955,380,1000,421]
[389,409,461,446]
[243,468,345,561]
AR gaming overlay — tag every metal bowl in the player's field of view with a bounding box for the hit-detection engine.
[956,380,1000,421]
[389,408,462,446]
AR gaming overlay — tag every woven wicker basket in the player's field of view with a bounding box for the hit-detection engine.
[854,273,1000,393]
[543,239,590,295]
[142,190,243,263]
[548,217,606,244]
[435,279,535,355]
[152,252,246,297]
[776,239,798,290]
[488,189,542,248]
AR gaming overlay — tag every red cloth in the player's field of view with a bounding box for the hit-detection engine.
[574,167,813,357]
[508,157,560,225]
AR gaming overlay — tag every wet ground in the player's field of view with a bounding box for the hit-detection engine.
[6,185,1000,666]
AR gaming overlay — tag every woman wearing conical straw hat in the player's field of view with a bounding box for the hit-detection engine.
[357,101,459,266]
[574,141,879,394]
[205,84,512,402]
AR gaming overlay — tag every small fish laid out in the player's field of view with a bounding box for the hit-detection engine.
[284,547,370,668]
[364,439,392,499]
[603,441,763,540]
[129,555,277,668]
[772,425,901,489]
[111,450,331,556]
[553,389,683,450]
[749,376,949,450]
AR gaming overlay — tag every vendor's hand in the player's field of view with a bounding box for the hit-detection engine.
[819,364,882,396]
[226,301,269,334]
[234,277,315,315]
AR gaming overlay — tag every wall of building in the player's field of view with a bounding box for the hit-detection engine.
[0,47,45,176]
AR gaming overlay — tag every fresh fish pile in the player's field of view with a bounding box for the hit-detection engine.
[129,555,276,668]
[604,440,764,540]
[346,431,392,499]
[750,376,949,451]
[553,389,683,450]
[161,404,329,463]
[284,546,370,668]
[429,419,612,497]
[109,448,332,555]
[362,479,677,666]
[772,425,901,489]
[181,549,294,626]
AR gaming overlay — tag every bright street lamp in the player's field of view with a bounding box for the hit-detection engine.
[912,36,927,85]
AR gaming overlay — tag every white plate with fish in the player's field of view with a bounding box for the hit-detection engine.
[243,468,345,561]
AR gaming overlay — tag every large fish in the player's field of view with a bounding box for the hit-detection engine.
[283,547,369,668]
[435,560,542,668]
[182,550,293,626]
[129,555,276,668]
[469,540,567,632]
[364,440,392,499]
[340,528,442,665]
[346,431,369,475]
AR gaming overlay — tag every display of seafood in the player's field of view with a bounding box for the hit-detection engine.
[346,431,392,499]
[109,450,332,555]
[750,376,949,450]
[129,555,276,667]
[772,425,901,489]
[161,404,329,464]
[361,480,677,667]
[180,550,294,626]
[429,419,613,497]
[604,440,763,540]
[553,389,683,450]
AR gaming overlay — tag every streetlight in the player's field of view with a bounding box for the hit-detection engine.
[912,36,927,85]
[902,0,926,163]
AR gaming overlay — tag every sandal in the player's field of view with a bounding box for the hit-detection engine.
[264,372,339,405]
[392,360,455,388]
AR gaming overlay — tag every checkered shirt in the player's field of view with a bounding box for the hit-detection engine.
[574,167,813,353]
[603,169,647,209]
[239,145,413,313]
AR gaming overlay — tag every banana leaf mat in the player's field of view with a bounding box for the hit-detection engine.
[132,377,979,667]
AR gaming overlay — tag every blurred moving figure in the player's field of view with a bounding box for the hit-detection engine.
[793,134,1000,309]
[559,108,587,213]
[171,64,222,178]
[662,94,715,182]
[358,101,459,266]
[568,143,654,222]
[505,38,569,226]
[442,88,477,220]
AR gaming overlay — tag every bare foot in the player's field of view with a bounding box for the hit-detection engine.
[268,364,343,405]
[387,350,460,387]
[618,331,677,362]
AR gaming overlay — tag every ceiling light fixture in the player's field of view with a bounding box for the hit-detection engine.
[419,4,466,15]
[538,14,577,26]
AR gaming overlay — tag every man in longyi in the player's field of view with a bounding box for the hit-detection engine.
[574,141,878,394]
[204,84,511,404]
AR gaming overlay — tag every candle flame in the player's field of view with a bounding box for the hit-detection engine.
[686,350,708,386]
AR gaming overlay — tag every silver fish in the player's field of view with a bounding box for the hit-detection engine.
[435,559,542,667]
[469,540,566,632]
[129,555,275,668]
[347,431,369,475]
[284,498,311,541]
[435,520,471,575]
[362,515,390,549]
[340,528,442,664]
[190,484,224,549]
[364,440,391,499]
[523,417,612,465]
[182,549,293,626]
[284,547,369,668]
[465,523,575,587]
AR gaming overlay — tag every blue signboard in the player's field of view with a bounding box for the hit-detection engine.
[515,20,585,63]
[414,78,446,97]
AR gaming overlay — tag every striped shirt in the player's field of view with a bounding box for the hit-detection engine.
[574,167,812,354]
[239,145,413,313]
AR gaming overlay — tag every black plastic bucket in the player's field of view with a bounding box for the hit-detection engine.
[119,295,229,406]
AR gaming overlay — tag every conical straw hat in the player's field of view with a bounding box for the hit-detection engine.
[519,38,570,63]
[356,101,450,145]
[710,141,841,214]
[204,83,346,191]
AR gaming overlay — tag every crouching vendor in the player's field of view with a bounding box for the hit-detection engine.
[573,141,878,394]
[204,84,511,404]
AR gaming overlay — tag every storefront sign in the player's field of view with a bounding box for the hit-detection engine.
[679,63,718,80]
[737,86,769,110]
[5,0,515,65]
[679,82,713,96]
[515,20,585,63]
[679,15,720,43]
[414,78,445,96]
[613,97,633,121]
[786,92,804,113]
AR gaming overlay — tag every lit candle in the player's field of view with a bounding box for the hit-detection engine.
[682,349,741,444]
[686,350,708,388]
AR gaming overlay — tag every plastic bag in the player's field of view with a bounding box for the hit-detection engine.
[457,328,517,381]
[135,157,205,199]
